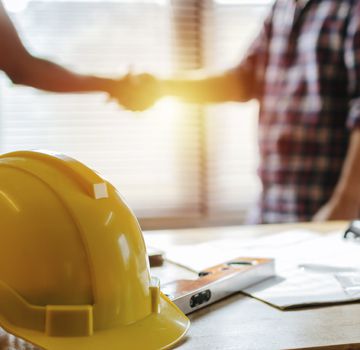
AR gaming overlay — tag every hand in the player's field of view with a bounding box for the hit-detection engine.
[110,73,162,111]
[312,195,360,222]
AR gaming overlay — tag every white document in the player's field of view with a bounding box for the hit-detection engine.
[148,230,319,272]
[148,230,360,309]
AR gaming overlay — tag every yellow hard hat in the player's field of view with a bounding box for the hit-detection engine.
[0,150,189,350]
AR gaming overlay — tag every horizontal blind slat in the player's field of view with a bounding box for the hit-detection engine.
[1,0,202,219]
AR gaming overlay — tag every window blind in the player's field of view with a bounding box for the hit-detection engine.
[202,1,273,219]
[0,0,274,228]
[1,0,202,220]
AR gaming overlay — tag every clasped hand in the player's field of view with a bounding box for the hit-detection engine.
[109,73,162,111]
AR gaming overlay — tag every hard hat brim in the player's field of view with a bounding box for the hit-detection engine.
[0,293,190,350]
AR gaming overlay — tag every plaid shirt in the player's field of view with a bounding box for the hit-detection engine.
[235,0,360,223]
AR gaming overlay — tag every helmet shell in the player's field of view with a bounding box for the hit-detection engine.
[0,151,189,350]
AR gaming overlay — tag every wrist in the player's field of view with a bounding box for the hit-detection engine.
[161,78,189,98]
[101,78,120,95]
[159,79,174,97]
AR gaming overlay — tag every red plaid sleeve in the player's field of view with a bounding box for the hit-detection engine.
[345,1,360,129]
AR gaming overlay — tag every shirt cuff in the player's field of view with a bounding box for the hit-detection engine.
[347,97,360,129]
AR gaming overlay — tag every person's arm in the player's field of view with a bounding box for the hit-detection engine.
[0,2,123,95]
[313,129,360,221]
[159,69,254,104]
[154,3,275,105]
[5,55,121,94]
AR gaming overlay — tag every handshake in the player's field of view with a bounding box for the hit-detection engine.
[108,73,165,112]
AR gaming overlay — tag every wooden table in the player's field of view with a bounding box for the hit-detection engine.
[146,221,360,350]
[1,221,359,350]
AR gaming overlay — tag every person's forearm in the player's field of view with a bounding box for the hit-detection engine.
[0,2,118,95]
[312,129,360,221]
[331,129,360,205]
[8,54,119,94]
[160,70,254,104]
